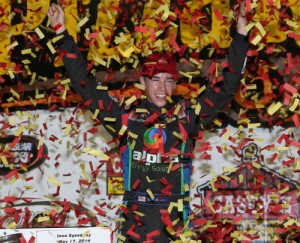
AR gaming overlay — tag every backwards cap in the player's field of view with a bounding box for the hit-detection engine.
[141,53,179,79]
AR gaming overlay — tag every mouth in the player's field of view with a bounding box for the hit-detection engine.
[156,94,166,98]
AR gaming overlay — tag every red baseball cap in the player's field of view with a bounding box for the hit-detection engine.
[141,53,179,79]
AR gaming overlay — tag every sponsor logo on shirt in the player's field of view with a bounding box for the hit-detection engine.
[143,127,166,150]
[132,151,179,166]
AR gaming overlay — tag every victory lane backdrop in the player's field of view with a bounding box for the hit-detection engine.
[0,0,300,127]
[0,1,299,242]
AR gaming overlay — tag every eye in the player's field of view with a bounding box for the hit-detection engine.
[165,79,174,83]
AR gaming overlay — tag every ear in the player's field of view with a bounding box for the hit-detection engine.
[139,76,146,86]
[173,81,176,90]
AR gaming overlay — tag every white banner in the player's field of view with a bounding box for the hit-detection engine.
[0,227,111,243]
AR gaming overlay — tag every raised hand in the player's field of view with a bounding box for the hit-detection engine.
[47,3,66,34]
[236,0,252,36]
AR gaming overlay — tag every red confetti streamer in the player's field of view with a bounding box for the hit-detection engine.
[52,186,61,197]
[5,168,19,180]
[292,114,300,127]
[160,209,173,228]
[196,143,212,153]
[170,33,180,51]
[127,225,141,240]
[25,176,33,181]
[282,157,295,166]
[270,153,278,163]
[146,230,160,241]
[48,104,57,112]
[204,98,214,107]
[283,83,297,94]
[135,26,148,33]
[78,218,91,225]
[79,179,92,187]
[94,206,106,217]
[150,28,156,41]
[171,163,181,172]
[213,9,223,21]
[53,23,62,31]
[288,32,300,40]
[132,179,141,190]
[232,215,243,224]
[178,120,188,142]
[19,235,27,243]
[200,152,211,160]
[10,136,21,149]
[245,0,252,12]
[4,196,17,204]
[98,100,104,110]
[216,146,223,153]
[193,218,207,228]
[242,232,260,240]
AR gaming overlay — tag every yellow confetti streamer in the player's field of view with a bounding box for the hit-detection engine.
[248,123,261,129]
[223,167,237,173]
[0,156,8,166]
[104,117,116,122]
[146,188,155,200]
[15,126,25,136]
[125,95,137,106]
[35,27,45,39]
[47,41,56,54]
[134,83,145,91]
[295,157,300,171]
[252,161,261,169]
[279,186,289,194]
[222,129,232,140]
[28,72,36,85]
[83,148,109,160]
[133,210,145,217]
[6,221,17,229]
[118,125,127,136]
[267,101,283,115]
[184,183,189,192]
[64,124,71,136]
[92,109,100,120]
[94,56,106,66]
[48,176,62,186]
[178,199,183,212]
[8,69,15,79]
[6,41,18,51]
[96,85,108,90]
[128,131,138,139]
[174,104,181,116]
[220,175,231,181]
[251,34,262,45]
[78,16,89,28]
[289,98,299,112]
[173,131,183,140]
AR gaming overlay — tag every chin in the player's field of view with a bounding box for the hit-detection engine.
[155,102,167,107]
[149,98,167,107]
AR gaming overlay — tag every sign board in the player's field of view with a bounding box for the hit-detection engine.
[0,227,111,243]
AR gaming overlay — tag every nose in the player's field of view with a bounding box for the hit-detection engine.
[158,80,165,90]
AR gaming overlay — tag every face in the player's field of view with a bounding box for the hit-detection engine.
[140,72,176,107]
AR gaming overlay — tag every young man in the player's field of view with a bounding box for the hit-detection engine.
[47,3,249,242]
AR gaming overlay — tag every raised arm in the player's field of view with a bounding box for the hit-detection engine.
[195,1,250,129]
[47,4,123,138]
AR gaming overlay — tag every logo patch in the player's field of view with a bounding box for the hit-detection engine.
[0,135,48,174]
[143,127,166,149]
